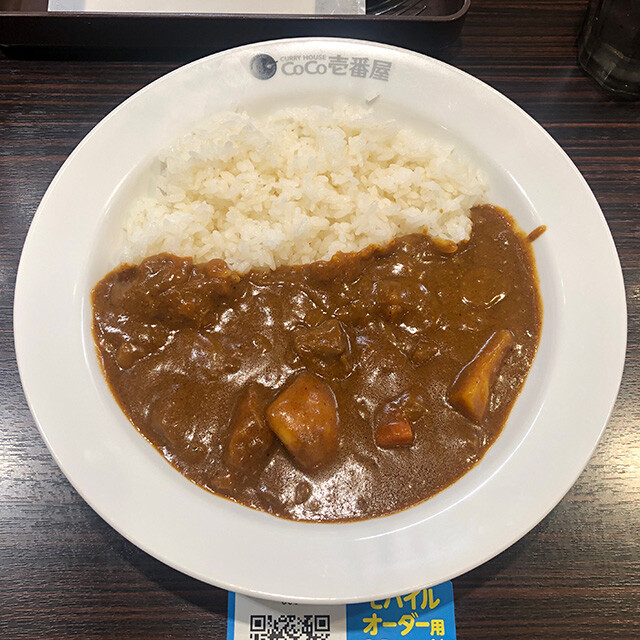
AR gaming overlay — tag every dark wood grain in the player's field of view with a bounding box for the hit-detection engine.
[1,1,638,638]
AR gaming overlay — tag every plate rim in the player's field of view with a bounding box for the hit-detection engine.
[14,36,627,603]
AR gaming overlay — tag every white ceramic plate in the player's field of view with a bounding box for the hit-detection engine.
[14,38,626,603]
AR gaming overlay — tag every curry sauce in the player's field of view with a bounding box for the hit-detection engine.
[92,205,542,521]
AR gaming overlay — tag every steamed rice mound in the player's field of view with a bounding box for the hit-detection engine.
[123,104,488,272]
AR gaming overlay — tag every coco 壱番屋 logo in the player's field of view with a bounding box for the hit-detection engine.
[250,53,393,81]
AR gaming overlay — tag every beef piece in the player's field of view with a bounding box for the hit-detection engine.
[226,385,274,472]
[293,318,349,358]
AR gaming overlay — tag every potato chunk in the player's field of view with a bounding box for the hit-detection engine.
[226,385,274,472]
[266,373,339,470]
[449,330,514,422]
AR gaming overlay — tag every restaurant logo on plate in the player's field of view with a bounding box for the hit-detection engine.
[250,54,278,80]
[250,53,393,81]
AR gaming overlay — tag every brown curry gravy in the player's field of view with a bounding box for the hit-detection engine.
[92,205,542,521]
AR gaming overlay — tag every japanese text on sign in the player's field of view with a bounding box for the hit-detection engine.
[347,583,456,640]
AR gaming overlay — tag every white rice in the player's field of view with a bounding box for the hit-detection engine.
[122,104,487,272]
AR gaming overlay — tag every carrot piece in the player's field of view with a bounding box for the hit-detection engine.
[375,418,414,448]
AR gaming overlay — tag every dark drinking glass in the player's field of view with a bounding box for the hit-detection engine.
[578,0,640,98]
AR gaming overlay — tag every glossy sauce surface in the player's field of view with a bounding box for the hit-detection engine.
[92,205,542,521]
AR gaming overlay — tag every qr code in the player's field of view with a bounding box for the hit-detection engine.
[250,614,331,640]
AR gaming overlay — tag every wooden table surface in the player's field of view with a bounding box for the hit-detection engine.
[1,1,638,638]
